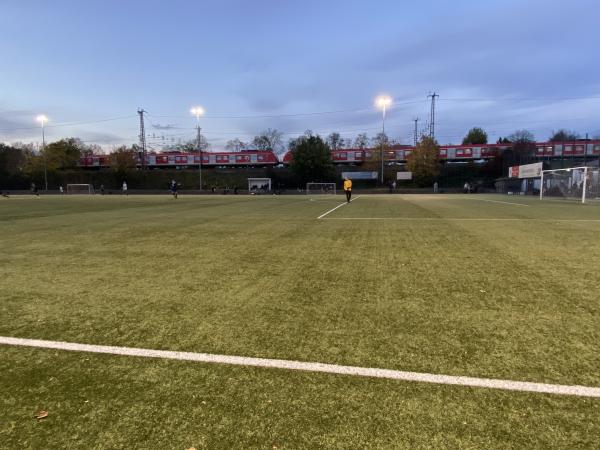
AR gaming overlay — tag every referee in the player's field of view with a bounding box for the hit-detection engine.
[343,177,352,203]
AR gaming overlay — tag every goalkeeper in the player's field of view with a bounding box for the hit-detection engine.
[343,177,352,203]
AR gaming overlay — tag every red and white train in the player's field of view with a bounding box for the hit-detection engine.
[79,141,600,169]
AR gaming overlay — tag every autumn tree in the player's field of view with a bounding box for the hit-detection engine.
[289,135,335,185]
[406,136,440,187]
[110,145,137,172]
[42,138,83,170]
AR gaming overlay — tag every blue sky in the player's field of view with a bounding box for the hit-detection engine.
[1,0,599,150]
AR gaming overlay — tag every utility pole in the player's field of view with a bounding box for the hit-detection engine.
[137,109,147,169]
[427,92,439,139]
[413,117,419,147]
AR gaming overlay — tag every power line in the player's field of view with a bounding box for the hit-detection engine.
[0,115,136,132]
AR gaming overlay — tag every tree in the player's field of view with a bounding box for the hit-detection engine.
[406,136,440,187]
[549,129,580,142]
[252,128,283,153]
[167,137,209,152]
[288,130,314,152]
[504,129,536,166]
[326,132,345,150]
[496,137,511,144]
[110,146,137,172]
[353,133,369,149]
[0,144,27,177]
[462,127,488,145]
[42,138,83,170]
[371,132,389,148]
[225,138,248,151]
[289,135,335,185]
[508,129,535,144]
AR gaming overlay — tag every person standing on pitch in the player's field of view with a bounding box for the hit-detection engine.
[170,179,178,199]
[122,181,128,196]
[343,177,352,203]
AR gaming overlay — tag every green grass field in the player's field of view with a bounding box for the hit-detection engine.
[1,193,599,448]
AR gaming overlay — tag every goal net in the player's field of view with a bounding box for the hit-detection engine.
[306,182,336,195]
[66,184,95,195]
[540,167,600,203]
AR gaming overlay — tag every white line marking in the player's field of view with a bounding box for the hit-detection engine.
[317,195,361,219]
[1,336,599,397]
[322,218,600,222]
[466,198,530,207]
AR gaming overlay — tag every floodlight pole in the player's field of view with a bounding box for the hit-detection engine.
[190,106,205,192]
[41,119,48,191]
[196,122,202,191]
[380,104,386,184]
[539,170,544,200]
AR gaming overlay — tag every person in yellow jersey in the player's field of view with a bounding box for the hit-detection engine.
[343,177,352,203]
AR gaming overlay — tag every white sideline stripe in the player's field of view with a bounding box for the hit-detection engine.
[1,336,599,398]
[466,198,530,207]
[322,217,600,222]
[317,195,361,219]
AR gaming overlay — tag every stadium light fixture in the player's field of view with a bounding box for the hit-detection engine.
[36,114,48,191]
[190,107,204,120]
[375,96,392,183]
[190,106,205,191]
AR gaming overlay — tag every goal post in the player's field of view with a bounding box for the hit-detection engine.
[66,184,95,195]
[306,182,336,195]
[540,167,599,203]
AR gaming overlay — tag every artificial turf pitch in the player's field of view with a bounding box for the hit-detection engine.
[1,194,599,448]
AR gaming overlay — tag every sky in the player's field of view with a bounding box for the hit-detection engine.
[1,0,599,152]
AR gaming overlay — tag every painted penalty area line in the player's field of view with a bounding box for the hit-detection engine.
[1,336,599,398]
[317,195,361,219]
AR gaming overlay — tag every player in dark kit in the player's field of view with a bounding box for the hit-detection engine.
[170,179,178,199]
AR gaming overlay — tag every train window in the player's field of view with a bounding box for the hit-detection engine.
[564,145,573,152]
[575,145,584,152]
[594,145,600,153]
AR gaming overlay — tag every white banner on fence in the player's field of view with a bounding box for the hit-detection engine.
[341,171,378,180]
[396,172,413,180]
[509,162,543,179]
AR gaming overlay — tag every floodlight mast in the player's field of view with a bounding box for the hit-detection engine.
[375,96,392,184]
[36,115,48,190]
[190,107,205,191]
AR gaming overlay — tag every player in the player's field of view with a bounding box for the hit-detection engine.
[59,186,64,195]
[122,181,128,196]
[170,179,178,199]
[343,177,352,203]
[31,182,39,197]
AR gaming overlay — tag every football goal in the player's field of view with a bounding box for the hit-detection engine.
[306,183,336,195]
[66,184,95,195]
[540,167,600,203]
